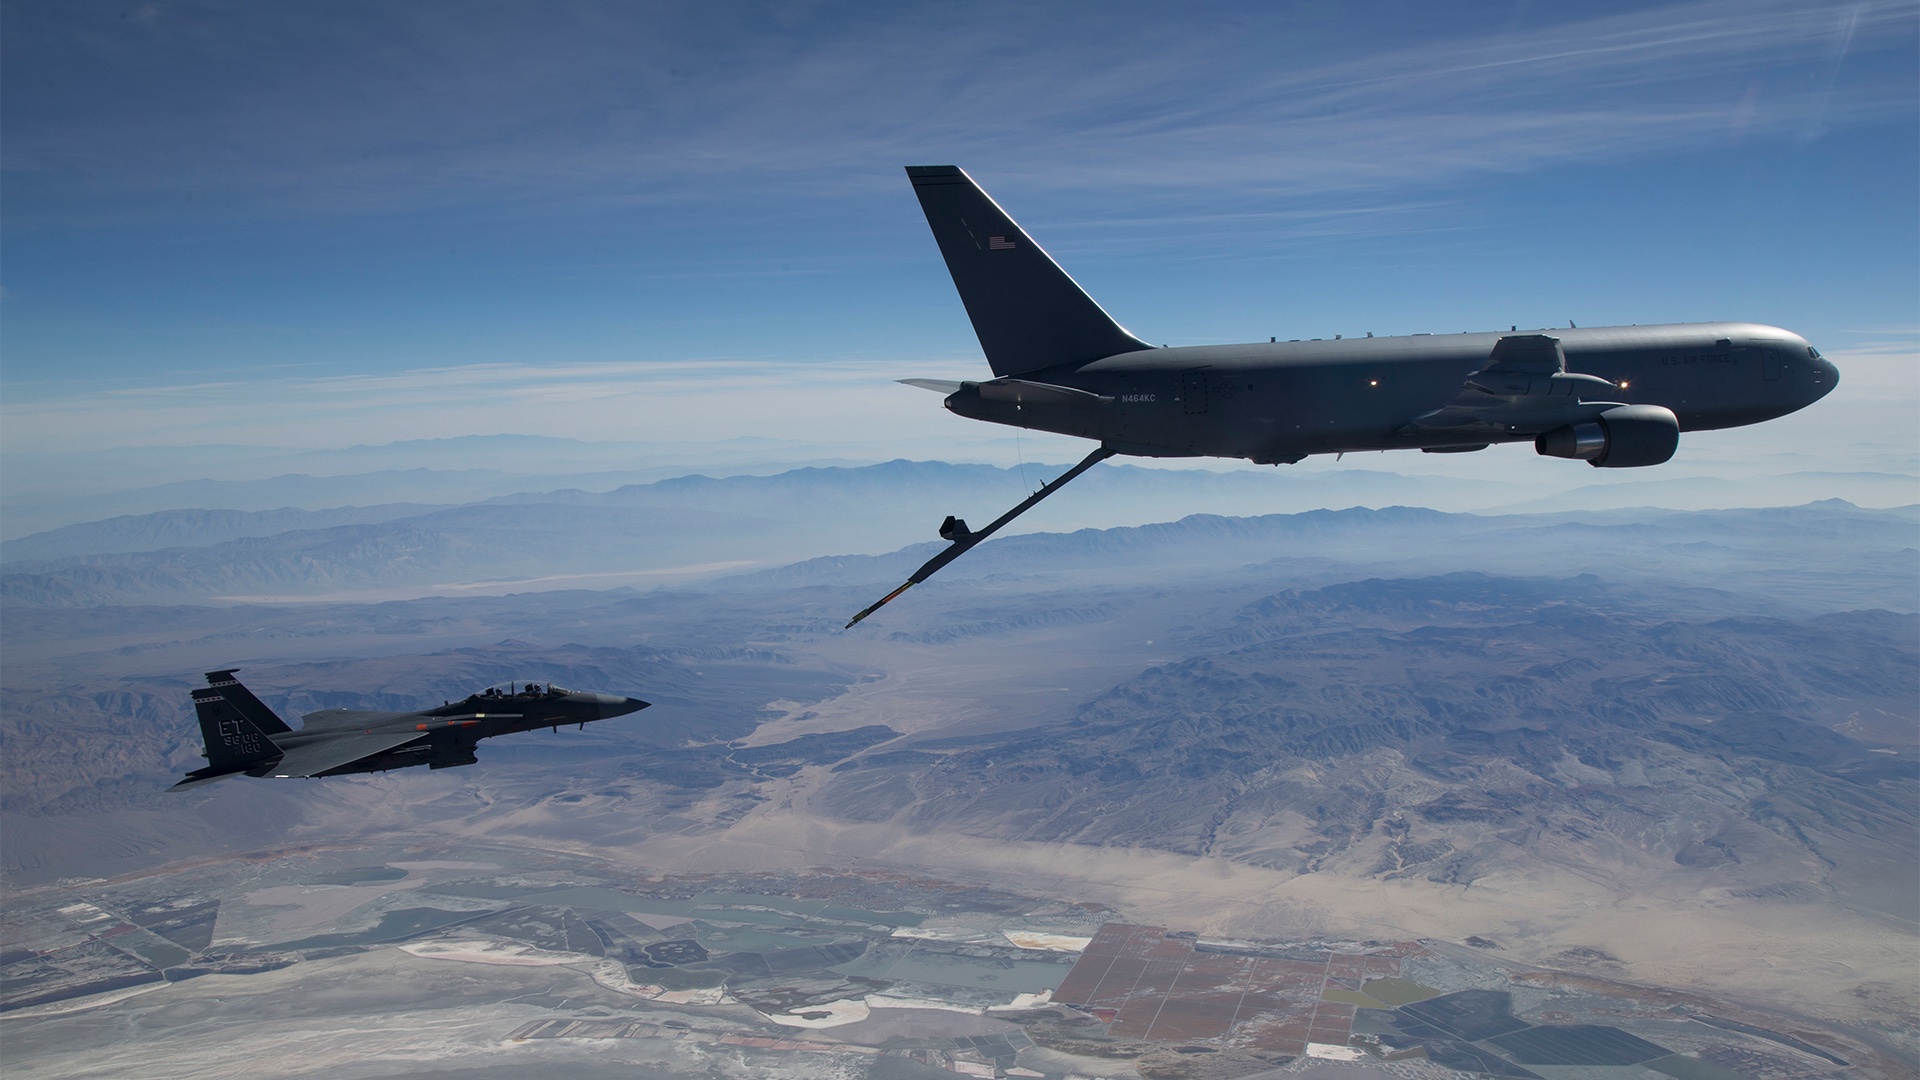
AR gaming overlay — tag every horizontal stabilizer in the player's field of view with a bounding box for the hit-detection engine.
[976,378,1113,409]
[898,378,966,394]
[170,767,243,791]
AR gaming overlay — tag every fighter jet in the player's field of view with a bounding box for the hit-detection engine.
[170,669,649,788]
[846,166,1840,625]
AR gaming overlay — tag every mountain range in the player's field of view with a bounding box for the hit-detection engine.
[5,457,1915,610]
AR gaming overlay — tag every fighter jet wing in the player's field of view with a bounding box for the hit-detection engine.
[1402,333,1623,436]
[263,729,425,778]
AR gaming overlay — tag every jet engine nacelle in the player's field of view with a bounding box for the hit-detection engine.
[1535,404,1679,468]
[428,735,480,769]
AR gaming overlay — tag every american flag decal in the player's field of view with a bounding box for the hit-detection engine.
[988,236,1016,250]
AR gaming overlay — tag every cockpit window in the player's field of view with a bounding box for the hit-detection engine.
[475,683,566,699]
[1807,346,1822,359]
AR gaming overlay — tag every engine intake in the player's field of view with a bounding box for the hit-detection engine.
[1536,404,1678,468]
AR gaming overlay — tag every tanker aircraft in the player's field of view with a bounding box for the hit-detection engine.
[171,669,648,787]
[847,166,1838,626]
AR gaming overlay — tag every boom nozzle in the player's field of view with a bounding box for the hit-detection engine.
[846,581,915,629]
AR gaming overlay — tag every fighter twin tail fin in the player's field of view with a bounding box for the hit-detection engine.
[202,668,292,733]
[171,670,286,789]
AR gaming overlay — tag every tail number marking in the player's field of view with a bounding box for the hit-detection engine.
[218,717,263,755]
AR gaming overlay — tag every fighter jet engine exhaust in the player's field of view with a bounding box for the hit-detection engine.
[1535,404,1680,468]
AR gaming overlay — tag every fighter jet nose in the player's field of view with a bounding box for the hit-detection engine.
[583,692,649,719]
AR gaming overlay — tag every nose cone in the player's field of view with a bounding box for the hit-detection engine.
[580,692,649,719]
[1808,353,1839,403]
[1782,333,1839,409]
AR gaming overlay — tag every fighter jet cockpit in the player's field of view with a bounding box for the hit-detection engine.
[471,683,573,700]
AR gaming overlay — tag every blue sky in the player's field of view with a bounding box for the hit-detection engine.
[2,0,1915,462]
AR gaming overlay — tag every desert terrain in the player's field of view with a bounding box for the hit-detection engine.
[3,463,1915,1078]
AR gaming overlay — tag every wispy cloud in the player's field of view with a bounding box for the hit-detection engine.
[6,0,1911,224]
[0,354,1001,455]
[2,0,1909,450]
